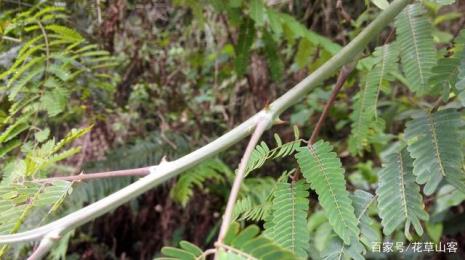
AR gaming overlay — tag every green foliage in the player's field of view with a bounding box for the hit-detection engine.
[158,223,296,259]
[395,3,437,95]
[2,126,90,183]
[431,0,456,5]
[405,108,465,195]
[0,3,117,162]
[234,18,256,76]
[262,31,284,81]
[216,0,341,79]
[265,179,309,258]
[0,126,88,252]
[310,190,379,260]
[0,3,115,253]
[351,190,379,248]
[295,141,359,245]
[158,240,204,260]
[376,149,428,239]
[349,43,398,155]
[70,133,189,209]
[233,177,276,221]
[170,158,232,206]
[430,29,465,93]
[271,12,341,55]
[0,180,72,255]
[246,131,301,175]
[3,0,465,259]
[219,224,296,259]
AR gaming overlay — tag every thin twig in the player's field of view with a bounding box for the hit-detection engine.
[96,0,102,24]
[383,27,396,45]
[308,64,354,146]
[27,229,62,260]
[34,167,150,183]
[431,96,444,112]
[75,131,91,170]
[1,35,21,43]
[336,0,352,22]
[196,248,217,260]
[216,117,271,244]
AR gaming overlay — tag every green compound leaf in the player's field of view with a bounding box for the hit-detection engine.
[376,149,429,239]
[395,3,437,95]
[265,179,310,258]
[295,140,359,244]
[349,43,398,155]
[405,109,465,195]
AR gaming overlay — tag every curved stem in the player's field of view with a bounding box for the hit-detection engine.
[27,229,62,260]
[217,117,271,244]
[0,1,410,256]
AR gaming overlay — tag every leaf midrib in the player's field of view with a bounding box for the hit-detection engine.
[307,145,351,241]
[426,114,446,177]
[405,6,426,88]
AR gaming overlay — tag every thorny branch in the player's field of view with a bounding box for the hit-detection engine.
[0,2,412,259]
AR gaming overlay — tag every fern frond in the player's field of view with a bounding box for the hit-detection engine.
[376,149,429,239]
[395,3,437,95]
[295,141,359,244]
[170,158,232,206]
[405,108,465,195]
[265,179,310,258]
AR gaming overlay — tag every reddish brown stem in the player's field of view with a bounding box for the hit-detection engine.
[35,167,150,183]
[307,65,354,146]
